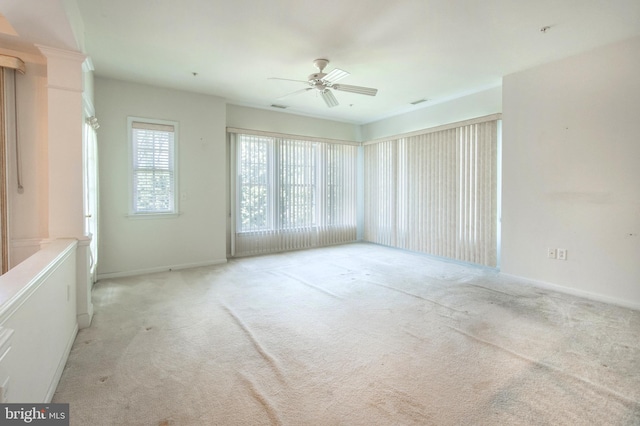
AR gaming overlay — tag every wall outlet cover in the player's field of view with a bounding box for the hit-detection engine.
[557,248,567,260]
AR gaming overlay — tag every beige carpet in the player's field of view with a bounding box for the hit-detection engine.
[53,243,640,425]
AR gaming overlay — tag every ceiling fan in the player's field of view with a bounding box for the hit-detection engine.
[269,59,378,108]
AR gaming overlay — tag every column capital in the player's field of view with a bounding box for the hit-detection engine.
[35,45,86,92]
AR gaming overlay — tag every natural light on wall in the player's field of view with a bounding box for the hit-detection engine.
[364,116,499,267]
[229,130,358,256]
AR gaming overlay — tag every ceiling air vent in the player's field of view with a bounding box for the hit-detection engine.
[270,104,288,109]
[410,98,430,105]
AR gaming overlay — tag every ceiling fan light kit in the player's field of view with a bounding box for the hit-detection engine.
[270,58,378,108]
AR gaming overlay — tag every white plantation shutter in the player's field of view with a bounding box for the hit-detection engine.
[131,120,177,214]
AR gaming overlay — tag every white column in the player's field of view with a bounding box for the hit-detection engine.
[36,46,93,328]
[37,46,85,238]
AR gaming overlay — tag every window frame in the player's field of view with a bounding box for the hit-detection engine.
[127,116,179,218]
[235,135,356,235]
[237,135,274,232]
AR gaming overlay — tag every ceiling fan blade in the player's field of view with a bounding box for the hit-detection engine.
[321,89,339,108]
[268,77,309,84]
[277,87,312,100]
[332,84,378,96]
[322,68,349,83]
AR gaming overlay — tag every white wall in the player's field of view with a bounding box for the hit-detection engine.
[501,36,640,308]
[96,78,227,277]
[1,47,49,266]
[227,104,359,141]
[360,86,502,141]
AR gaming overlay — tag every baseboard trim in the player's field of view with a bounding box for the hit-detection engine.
[500,273,640,312]
[77,311,93,329]
[97,259,228,280]
[45,323,78,403]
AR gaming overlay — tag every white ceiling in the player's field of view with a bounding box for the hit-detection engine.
[1,0,640,124]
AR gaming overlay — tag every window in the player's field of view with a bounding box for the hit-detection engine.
[279,140,317,229]
[364,117,499,267]
[129,118,178,215]
[238,135,272,231]
[231,132,357,256]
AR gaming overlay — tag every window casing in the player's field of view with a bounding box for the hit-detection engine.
[129,118,178,216]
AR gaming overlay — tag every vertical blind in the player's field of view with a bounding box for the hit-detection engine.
[231,132,357,257]
[0,55,25,273]
[364,119,498,267]
[0,67,11,272]
[131,121,176,214]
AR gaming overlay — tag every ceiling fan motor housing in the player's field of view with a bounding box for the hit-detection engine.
[313,58,330,72]
[309,72,327,83]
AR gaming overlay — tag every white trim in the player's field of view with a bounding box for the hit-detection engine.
[364,113,503,145]
[0,326,12,403]
[0,327,12,359]
[77,313,92,329]
[97,259,228,280]
[0,240,77,323]
[44,323,77,403]
[82,94,95,117]
[125,212,181,220]
[500,273,640,312]
[229,133,237,257]
[42,84,83,93]
[356,145,365,241]
[35,45,86,62]
[226,127,360,146]
[82,57,95,73]
[496,120,502,269]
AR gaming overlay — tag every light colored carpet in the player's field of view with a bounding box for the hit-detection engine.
[53,243,640,425]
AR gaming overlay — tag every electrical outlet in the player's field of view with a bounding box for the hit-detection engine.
[547,248,557,259]
[557,248,567,260]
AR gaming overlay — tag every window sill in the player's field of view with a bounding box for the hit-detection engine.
[126,212,181,220]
